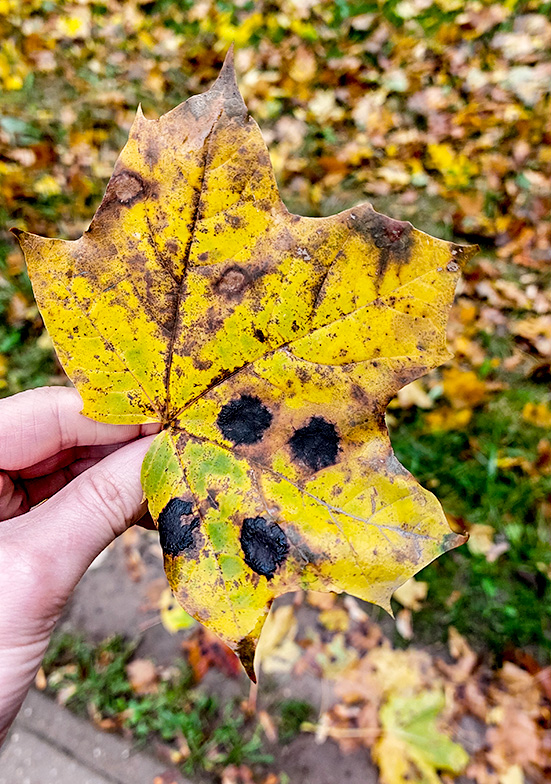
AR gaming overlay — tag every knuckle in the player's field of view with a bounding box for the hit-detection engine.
[76,469,134,533]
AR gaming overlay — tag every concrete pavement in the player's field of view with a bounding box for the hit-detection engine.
[0,689,190,784]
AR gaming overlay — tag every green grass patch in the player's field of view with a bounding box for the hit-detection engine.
[390,384,551,662]
[43,632,273,776]
[0,240,57,396]
[278,699,314,744]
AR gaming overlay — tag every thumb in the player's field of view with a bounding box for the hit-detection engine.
[0,435,158,746]
[2,434,157,622]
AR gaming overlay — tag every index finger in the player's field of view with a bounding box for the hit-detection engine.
[0,386,160,471]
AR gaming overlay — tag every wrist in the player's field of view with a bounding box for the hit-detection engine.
[0,636,51,747]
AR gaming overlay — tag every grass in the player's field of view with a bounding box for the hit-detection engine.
[43,632,274,776]
[390,381,551,662]
[278,700,314,744]
[0,240,56,396]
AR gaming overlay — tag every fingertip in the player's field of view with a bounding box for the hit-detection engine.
[141,422,163,437]
[0,387,160,471]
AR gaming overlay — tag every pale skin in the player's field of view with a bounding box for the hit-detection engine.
[0,386,161,746]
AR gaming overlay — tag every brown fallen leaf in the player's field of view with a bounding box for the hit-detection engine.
[126,658,159,695]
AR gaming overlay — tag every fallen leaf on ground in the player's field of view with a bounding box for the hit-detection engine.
[425,406,473,431]
[522,402,551,428]
[436,627,478,685]
[395,608,413,640]
[182,626,242,682]
[306,590,337,610]
[255,604,301,674]
[126,658,159,694]
[319,606,350,633]
[159,587,197,633]
[393,577,428,610]
[467,524,496,557]
[443,367,488,408]
[395,379,434,409]
[373,690,469,784]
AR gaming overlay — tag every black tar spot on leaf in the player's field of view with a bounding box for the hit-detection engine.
[240,516,289,579]
[158,498,199,556]
[217,394,273,445]
[289,416,340,472]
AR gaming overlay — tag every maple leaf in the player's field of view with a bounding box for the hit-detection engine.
[13,49,477,680]
[373,690,469,784]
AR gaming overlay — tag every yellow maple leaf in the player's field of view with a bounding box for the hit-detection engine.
[425,406,472,432]
[393,577,428,611]
[522,401,551,428]
[14,50,476,679]
[374,690,469,784]
[442,367,487,408]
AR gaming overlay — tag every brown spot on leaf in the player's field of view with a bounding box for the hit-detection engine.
[165,240,179,256]
[114,171,145,204]
[206,489,219,510]
[350,384,377,412]
[215,266,248,297]
[193,356,213,371]
[286,526,324,565]
[348,206,412,278]
[128,252,147,268]
[144,137,160,167]
[225,214,242,228]
[205,306,224,333]
[257,198,273,212]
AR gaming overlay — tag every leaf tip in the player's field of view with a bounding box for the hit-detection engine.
[450,241,479,269]
[216,45,237,87]
[10,226,25,241]
[223,42,235,68]
[444,530,469,552]
[132,102,155,133]
[10,227,44,254]
[376,592,394,618]
[210,45,246,118]
[236,635,258,683]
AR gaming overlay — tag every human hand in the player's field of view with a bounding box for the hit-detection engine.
[0,386,159,745]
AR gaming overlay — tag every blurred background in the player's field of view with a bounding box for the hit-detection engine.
[1,1,550,782]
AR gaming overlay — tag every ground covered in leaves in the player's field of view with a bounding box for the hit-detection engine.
[1,1,551,782]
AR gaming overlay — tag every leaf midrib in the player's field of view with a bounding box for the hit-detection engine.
[161,108,224,421]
